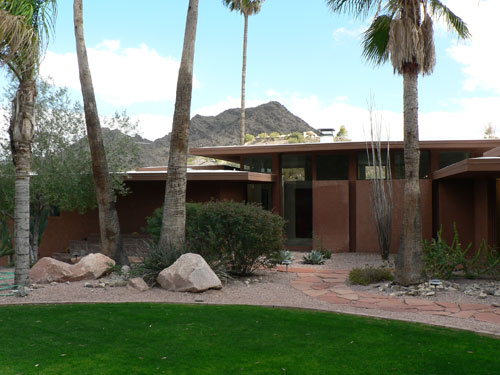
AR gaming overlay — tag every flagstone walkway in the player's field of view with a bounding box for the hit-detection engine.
[276,265,500,326]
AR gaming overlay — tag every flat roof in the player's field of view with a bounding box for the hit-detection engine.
[125,169,274,182]
[433,157,500,180]
[190,140,500,163]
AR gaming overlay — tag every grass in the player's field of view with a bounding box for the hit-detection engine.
[0,303,498,374]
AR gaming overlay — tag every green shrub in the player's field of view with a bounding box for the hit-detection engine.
[244,134,255,143]
[0,218,14,258]
[314,237,332,259]
[423,224,500,279]
[287,132,305,143]
[349,266,393,285]
[303,250,326,265]
[274,249,294,264]
[144,202,286,276]
[269,131,280,138]
[257,132,269,139]
[140,241,188,286]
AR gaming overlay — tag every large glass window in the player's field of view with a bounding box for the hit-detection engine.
[281,155,312,246]
[439,151,470,169]
[394,151,430,179]
[316,154,349,180]
[357,151,388,180]
[247,183,272,211]
[243,156,272,173]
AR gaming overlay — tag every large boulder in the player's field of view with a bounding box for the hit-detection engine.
[29,253,115,284]
[157,253,222,292]
[30,257,74,284]
[71,253,115,280]
[128,277,149,292]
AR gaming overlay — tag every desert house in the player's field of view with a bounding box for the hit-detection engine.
[3,139,500,264]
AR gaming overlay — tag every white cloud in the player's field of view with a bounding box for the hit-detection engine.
[332,26,364,42]
[40,40,199,106]
[131,113,173,141]
[445,0,500,95]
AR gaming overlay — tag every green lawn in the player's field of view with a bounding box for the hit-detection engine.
[0,303,498,375]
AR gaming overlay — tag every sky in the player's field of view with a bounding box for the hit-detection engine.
[1,0,499,142]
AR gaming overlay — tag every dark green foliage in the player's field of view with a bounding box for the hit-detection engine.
[1,303,499,375]
[0,217,13,258]
[423,224,500,280]
[139,241,187,286]
[349,266,394,285]
[303,250,326,265]
[145,201,286,276]
[314,237,332,259]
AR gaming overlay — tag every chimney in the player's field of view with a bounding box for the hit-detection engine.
[318,128,335,143]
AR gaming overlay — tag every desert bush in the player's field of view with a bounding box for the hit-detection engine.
[244,134,255,143]
[303,250,326,265]
[140,241,188,286]
[257,132,269,139]
[314,237,332,259]
[144,201,286,276]
[422,224,500,279]
[287,132,305,144]
[269,131,280,138]
[349,266,393,285]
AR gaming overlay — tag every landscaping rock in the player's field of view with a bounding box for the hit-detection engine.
[30,257,74,284]
[157,253,222,292]
[128,277,149,292]
[71,253,115,280]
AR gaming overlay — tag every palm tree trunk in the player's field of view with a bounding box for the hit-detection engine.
[240,13,248,145]
[9,79,36,286]
[74,0,128,265]
[159,0,199,250]
[395,65,425,285]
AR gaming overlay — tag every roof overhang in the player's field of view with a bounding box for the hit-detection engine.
[125,170,275,182]
[432,157,500,180]
[190,140,500,163]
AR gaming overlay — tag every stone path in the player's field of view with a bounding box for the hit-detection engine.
[277,266,500,326]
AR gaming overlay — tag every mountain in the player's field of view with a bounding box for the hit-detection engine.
[123,101,318,167]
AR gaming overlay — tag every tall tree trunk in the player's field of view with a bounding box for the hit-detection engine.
[395,65,425,285]
[9,79,36,286]
[73,0,128,265]
[240,13,248,145]
[159,0,199,250]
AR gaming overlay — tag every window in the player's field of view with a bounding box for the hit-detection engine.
[281,154,312,181]
[316,154,349,180]
[394,151,430,179]
[243,156,272,173]
[439,151,470,169]
[358,151,388,180]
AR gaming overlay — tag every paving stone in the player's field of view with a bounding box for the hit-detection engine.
[317,294,351,304]
[358,298,385,304]
[417,304,445,312]
[453,311,476,319]
[474,312,500,325]
[357,292,383,298]
[303,289,329,297]
[350,302,380,309]
[459,303,494,311]
[311,283,330,290]
[420,311,452,316]
[320,277,348,283]
[435,302,459,309]
[377,300,411,310]
[295,276,323,283]
[445,308,461,313]
[316,270,337,275]
[340,294,359,301]
[331,288,355,295]
[494,309,500,315]
[404,298,436,306]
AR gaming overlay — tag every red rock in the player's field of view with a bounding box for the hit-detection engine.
[30,257,73,284]
[404,298,436,306]
[453,311,475,319]
[317,294,351,304]
[474,313,500,325]
[303,289,329,297]
[459,303,493,311]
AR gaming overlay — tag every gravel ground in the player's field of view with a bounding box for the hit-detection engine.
[1,253,500,337]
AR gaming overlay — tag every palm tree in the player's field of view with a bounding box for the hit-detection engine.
[223,0,264,145]
[0,0,57,286]
[327,0,469,285]
[159,0,199,250]
[74,0,128,265]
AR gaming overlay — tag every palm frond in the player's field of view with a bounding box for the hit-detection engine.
[428,0,470,39]
[326,0,381,18]
[362,14,391,65]
[0,9,38,66]
[223,0,263,16]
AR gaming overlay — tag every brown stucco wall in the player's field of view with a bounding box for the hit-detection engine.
[38,180,248,258]
[355,180,433,253]
[312,180,350,252]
